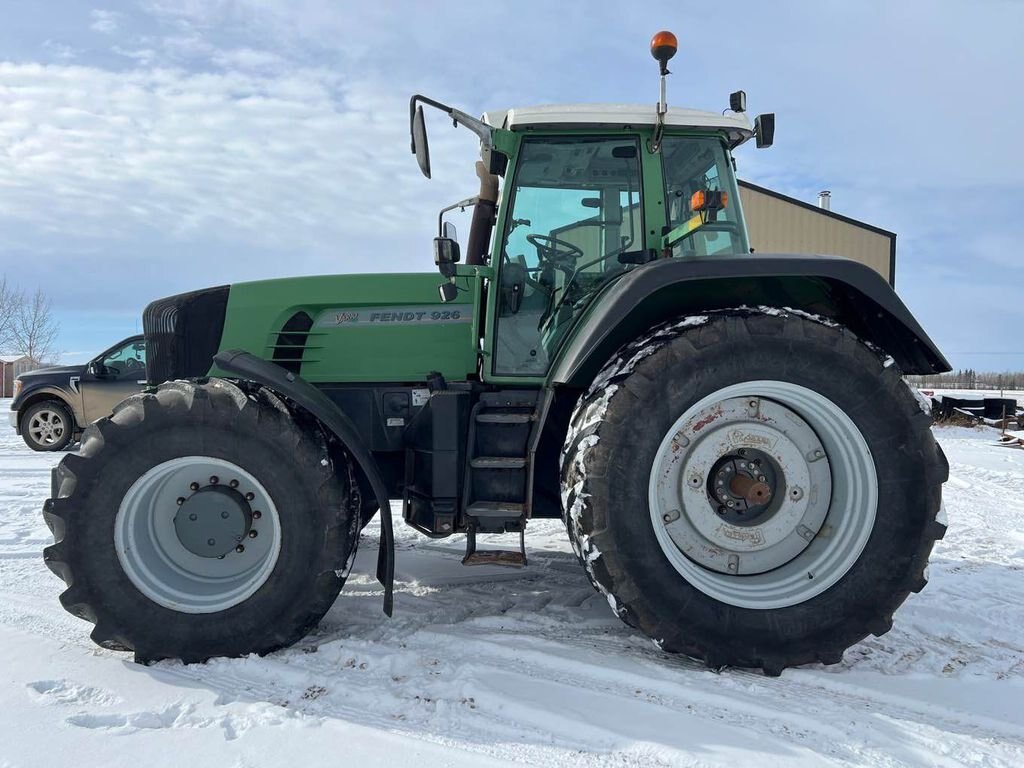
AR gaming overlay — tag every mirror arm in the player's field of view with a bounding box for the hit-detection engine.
[437,196,480,237]
[410,94,494,151]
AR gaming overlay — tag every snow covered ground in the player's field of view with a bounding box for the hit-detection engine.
[1,398,1022,767]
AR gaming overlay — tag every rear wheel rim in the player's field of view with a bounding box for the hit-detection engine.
[648,380,876,609]
[115,456,282,614]
[29,409,66,445]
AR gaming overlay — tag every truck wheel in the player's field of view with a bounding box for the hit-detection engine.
[561,310,948,675]
[21,400,75,452]
[42,379,360,663]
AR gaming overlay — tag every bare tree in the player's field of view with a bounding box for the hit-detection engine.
[0,275,20,354]
[12,287,60,364]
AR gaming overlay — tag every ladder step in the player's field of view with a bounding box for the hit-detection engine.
[462,550,527,567]
[466,501,525,518]
[476,412,533,424]
[471,456,527,470]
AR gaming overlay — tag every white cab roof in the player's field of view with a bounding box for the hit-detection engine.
[482,104,754,147]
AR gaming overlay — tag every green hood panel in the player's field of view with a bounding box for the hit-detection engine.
[213,273,479,384]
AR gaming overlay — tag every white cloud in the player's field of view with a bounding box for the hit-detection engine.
[0,58,477,300]
[89,9,122,35]
[41,40,77,62]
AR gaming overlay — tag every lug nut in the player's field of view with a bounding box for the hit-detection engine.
[235,544,245,553]
[252,510,262,520]
[189,482,200,491]
[209,475,219,485]
[245,492,255,501]
[248,530,258,538]
[229,479,239,488]
[176,497,186,506]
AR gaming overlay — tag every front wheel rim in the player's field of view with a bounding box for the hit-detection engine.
[29,409,65,444]
[648,380,876,609]
[115,456,282,614]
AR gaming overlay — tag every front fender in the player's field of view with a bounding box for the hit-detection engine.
[213,349,395,616]
[549,254,950,388]
[11,385,82,433]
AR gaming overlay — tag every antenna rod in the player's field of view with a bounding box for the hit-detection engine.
[649,31,678,153]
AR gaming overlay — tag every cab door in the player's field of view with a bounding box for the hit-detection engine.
[488,135,645,379]
[79,337,147,424]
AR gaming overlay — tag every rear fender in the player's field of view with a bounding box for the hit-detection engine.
[549,254,950,388]
[213,349,395,615]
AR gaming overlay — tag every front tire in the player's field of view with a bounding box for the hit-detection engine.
[43,379,360,662]
[21,400,75,452]
[561,310,948,674]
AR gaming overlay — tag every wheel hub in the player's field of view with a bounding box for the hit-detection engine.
[707,448,781,526]
[174,485,252,558]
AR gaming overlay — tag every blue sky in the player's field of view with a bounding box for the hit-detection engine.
[0,1,1022,370]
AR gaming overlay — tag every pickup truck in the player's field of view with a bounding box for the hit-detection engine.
[8,335,146,451]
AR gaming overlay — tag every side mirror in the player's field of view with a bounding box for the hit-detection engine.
[412,105,431,178]
[434,235,461,278]
[754,113,775,149]
[438,282,458,302]
[87,361,104,377]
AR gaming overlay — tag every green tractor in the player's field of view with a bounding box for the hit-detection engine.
[43,33,949,674]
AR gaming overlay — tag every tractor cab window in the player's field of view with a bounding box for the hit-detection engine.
[662,136,748,257]
[495,136,643,376]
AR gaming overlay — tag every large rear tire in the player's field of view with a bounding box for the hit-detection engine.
[43,379,360,663]
[561,310,948,675]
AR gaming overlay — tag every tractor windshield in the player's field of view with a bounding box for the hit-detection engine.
[661,136,748,256]
[494,136,644,376]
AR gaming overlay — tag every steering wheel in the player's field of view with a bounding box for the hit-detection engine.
[526,234,583,267]
[125,357,141,370]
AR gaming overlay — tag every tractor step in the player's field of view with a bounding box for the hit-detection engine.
[471,456,527,470]
[476,412,533,424]
[462,549,527,567]
[462,525,527,567]
[466,500,525,517]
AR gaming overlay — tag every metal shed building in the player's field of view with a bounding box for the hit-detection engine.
[739,181,896,286]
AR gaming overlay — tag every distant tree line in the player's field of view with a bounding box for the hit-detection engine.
[0,274,60,365]
[905,369,1024,391]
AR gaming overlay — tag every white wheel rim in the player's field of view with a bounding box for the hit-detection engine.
[115,457,282,614]
[648,381,877,609]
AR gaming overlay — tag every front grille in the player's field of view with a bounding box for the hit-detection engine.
[143,286,230,384]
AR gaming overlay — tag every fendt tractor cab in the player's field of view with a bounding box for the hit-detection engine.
[43,33,950,674]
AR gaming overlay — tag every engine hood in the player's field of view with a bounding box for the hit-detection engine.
[17,364,84,382]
